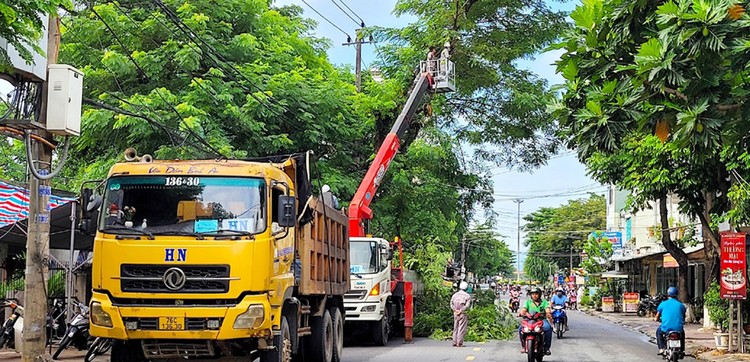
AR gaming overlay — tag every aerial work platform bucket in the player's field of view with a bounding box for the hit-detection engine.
[420,59,456,93]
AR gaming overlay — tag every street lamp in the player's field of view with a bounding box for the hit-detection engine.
[513,199,524,281]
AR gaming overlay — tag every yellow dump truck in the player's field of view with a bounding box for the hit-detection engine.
[81,150,349,362]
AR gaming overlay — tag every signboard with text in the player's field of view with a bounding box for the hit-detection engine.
[602,297,615,312]
[623,293,639,313]
[602,231,623,250]
[720,232,747,300]
[663,254,678,268]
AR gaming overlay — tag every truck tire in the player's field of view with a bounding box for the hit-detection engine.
[110,340,146,362]
[373,308,389,346]
[261,316,292,362]
[329,307,344,362]
[307,310,333,362]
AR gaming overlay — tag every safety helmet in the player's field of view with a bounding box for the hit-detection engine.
[459,281,468,291]
[667,286,678,297]
[530,287,542,295]
[321,184,331,193]
[444,41,450,48]
[556,287,564,292]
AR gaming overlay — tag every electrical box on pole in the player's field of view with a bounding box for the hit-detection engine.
[45,64,83,136]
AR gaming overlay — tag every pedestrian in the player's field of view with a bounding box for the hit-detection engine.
[451,281,471,347]
[321,184,339,209]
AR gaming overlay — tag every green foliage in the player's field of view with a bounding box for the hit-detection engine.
[0,277,24,297]
[523,194,606,278]
[704,281,729,332]
[47,270,65,297]
[581,231,614,274]
[0,0,72,70]
[464,225,515,278]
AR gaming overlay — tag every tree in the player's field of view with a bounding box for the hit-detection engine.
[463,226,514,278]
[550,0,750,288]
[522,194,606,276]
[373,0,569,169]
[0,0,72,71]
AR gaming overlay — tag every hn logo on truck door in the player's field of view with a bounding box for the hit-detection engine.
[165,248,187,262]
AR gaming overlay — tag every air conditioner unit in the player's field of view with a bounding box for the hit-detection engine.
[45,64,84,136]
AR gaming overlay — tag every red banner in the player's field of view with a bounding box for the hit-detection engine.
[720,232,747,300]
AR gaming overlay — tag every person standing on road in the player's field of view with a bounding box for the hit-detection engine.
[654,286,686,355]
[451,281,472,347]
[519,287,553,355]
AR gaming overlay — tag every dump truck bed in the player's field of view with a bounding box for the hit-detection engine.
[297,197,349,296]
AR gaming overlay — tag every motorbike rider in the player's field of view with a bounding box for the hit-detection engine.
[509,286,521,310]
[518,287,553,355]
[654,286,686,355]
[551,288,569,331]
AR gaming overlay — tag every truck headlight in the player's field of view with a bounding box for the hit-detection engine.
[362,305,377,312]
[233,304,265,329]
[90,302,113,327]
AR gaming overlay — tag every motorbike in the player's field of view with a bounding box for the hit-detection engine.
[0,299,22,349]
[84,337,113,362]
[661,330,685,362]
[569,295,577,310]
[520,312,546,362]
[510,296,520,313]
[638,294,666,317]
[46,298,67,345]
[551,305,566,339]
[52,301,90,360]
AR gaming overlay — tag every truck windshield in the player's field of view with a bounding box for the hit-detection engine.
[99,176,266,236]
[350,241,380,274]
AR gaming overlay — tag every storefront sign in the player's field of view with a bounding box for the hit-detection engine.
[602,231,623,249]
[575,276,585,285]
[623,292,639,313]
[663,254,678,268]
[602,296,615,312]
[720,232,747,300]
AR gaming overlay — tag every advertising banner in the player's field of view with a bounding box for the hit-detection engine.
[602,297,615,312]
[623,292,639,313]
[602,231,623,249]
[720,232,747,300]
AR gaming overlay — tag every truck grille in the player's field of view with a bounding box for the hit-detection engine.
[141,340,215,358]
[344,289,367,300]
[120,264,231,293]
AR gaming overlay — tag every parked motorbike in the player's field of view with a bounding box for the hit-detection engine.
[0,299,22,349]
[551,305,566,339]
[521,312,546,362]
[637,294,666,317]
[661,330,685,362]
[52,301,90,360]
[46,298,67,345]
[84,337,112,362]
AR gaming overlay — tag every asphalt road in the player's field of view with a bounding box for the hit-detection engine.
[341,307,698,362]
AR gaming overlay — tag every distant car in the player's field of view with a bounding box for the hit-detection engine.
[478,283,491,291]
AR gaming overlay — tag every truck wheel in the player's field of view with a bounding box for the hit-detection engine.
[110,340,146,362]
[307,310,333,362]
[329,307,344,362]
[261,316,292,362]
[373,308,390,346]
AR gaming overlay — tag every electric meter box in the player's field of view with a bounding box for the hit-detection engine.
[45,64,84,136]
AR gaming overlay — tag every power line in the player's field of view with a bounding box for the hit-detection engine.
[301,0,351,40]
[337,0,364,25]
[330,0,360,27]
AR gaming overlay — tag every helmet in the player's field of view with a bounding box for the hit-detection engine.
[667,287,678,297]
[530,287,542,295]
[556,288,563,292]
[459,281,468,291]
[444,41,450,48]
[321,185,331,193]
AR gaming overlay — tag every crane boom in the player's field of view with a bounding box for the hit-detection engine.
[348,71,434,237]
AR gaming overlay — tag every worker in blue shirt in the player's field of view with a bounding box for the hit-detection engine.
[654,286,686,355]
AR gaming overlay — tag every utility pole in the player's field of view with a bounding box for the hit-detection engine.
[460,238,466,281]
[23,15,59,362]
[342,27,373,92]
[513,199,523,281]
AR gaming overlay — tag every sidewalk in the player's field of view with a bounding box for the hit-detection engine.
[580,307,750,361]
[0,348,88,361]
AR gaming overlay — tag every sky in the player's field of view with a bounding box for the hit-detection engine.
[274,0,606,271]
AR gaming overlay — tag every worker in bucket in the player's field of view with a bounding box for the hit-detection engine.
[451,281,472,347]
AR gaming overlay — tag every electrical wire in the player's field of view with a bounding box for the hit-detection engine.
[337,0,364,25]
[331,0,360,27]
[24,132,70,180]
[301,0,351,40]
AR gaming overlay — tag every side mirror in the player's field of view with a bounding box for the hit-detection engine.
[277,195,296,228]
[78,189,101,235]
[387,250,394,261]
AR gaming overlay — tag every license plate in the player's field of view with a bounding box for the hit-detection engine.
[159,317,184,330]
[668,340,680,348]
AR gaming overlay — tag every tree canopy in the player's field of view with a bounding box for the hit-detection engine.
[0,0,71,71]
[522,194,606,281]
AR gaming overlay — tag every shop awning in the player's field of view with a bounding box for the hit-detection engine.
[601,271,629,279]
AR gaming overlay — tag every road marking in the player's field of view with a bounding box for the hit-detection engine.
[473,347,481,351]
[465,356,475,361]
